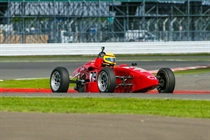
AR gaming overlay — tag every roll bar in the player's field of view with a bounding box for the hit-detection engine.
[98,46,106,58]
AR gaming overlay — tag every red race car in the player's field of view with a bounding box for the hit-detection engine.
[50,47,175,93]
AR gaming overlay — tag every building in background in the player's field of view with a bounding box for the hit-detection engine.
[0,0,209,43]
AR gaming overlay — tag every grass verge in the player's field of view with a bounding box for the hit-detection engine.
[0,53,209,62]
[0,97,209,118]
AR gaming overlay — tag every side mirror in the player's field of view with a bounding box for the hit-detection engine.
[132,63,137,66]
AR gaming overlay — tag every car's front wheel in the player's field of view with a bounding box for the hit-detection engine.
[156,68,175,93]
[50,67,69,92]
[97,67,116,93]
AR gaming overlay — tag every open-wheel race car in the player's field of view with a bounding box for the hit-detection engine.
[50,47,175,93]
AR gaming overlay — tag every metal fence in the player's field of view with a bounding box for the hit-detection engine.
[0,0,210,43]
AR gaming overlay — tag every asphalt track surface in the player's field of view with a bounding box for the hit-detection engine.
[0,61,210,140]
[0,61,210,79]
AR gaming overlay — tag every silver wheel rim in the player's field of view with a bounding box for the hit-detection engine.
[98,71,108,92]
[51,71,61,91]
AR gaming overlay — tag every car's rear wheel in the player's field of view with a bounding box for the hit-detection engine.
[156,68,175,93]
[97,67,116,93]
[50,67,69,92]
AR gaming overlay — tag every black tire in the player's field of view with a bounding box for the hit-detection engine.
[50,67,69,92]
[97,67,116,93]
[156,68,175,93]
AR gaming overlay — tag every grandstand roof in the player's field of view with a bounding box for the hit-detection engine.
[0,0,210,4]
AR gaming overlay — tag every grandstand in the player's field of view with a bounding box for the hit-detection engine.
[0,0,209,43]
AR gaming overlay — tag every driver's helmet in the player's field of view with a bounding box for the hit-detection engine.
[103,52,116,66]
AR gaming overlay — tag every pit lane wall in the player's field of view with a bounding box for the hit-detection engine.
[0,41,209,56]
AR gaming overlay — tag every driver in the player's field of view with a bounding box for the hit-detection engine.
[102,52,116,67]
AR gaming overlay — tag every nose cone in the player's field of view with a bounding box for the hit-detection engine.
[131,70,159,92]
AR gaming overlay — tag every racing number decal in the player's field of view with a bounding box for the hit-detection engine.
[90,72,97,82]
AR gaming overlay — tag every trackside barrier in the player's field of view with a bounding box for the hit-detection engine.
[0,41,209,56]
